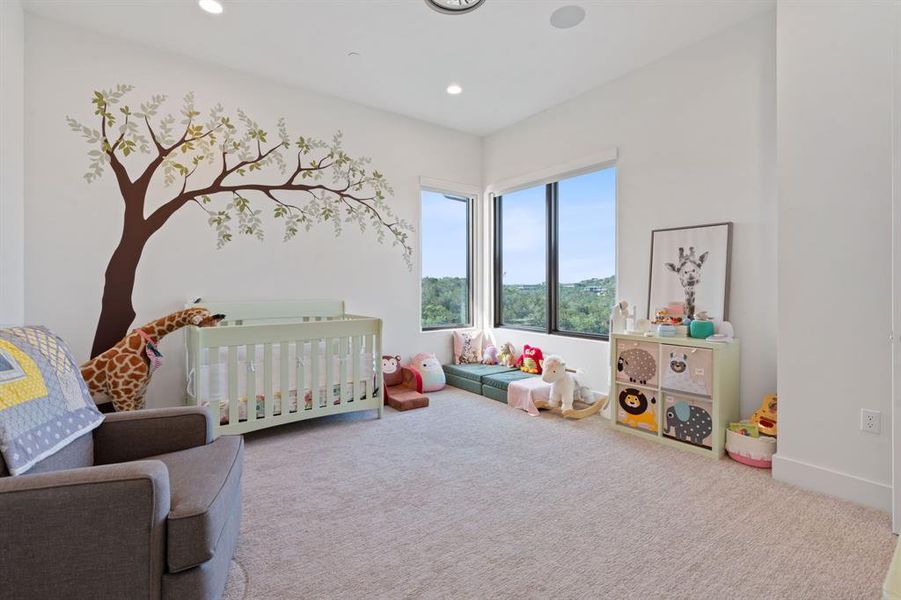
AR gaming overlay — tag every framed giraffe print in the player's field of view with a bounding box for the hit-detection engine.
[647,222,733,321]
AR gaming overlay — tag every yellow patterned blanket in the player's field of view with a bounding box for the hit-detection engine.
[0,327,103,475]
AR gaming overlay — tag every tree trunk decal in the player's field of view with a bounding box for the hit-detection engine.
[67,86,412,357]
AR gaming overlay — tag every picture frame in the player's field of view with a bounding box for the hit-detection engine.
[647,222,733,321]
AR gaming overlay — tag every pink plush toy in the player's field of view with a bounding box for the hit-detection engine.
[410,352,446,392]
[482,345,498,365]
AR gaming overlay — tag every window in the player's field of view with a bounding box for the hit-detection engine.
[421,190,472,330]
[494,167,616,338]
[495,184,547,329]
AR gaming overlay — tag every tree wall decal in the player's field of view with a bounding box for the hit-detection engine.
[67,85,413,358]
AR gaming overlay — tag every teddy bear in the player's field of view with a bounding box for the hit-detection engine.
[515,344,544,375]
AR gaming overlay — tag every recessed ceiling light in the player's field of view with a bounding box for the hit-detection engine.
[198,0,223,15]
[426,0,486,15]
[550,5,585,29]
[446,83,463,95]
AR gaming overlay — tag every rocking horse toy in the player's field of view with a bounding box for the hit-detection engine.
[80,307,225,412]
[534,354,609,419]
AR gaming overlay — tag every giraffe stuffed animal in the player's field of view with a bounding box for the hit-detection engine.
[80,307,225,412]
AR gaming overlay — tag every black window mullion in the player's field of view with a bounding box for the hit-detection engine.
[546,182,558,335]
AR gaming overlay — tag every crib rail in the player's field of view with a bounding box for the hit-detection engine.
[188,299,346,325]
[185,313,382,437]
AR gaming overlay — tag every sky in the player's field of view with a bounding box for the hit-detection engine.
[421,168,616,284]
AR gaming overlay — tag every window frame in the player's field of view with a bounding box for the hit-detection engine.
[420,189,475,332]
[493,170,615,341]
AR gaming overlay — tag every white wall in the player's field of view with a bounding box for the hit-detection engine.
[774,0,895,512]
[1,0,25,326]
[24,16,482,408]
[482,12,777,409]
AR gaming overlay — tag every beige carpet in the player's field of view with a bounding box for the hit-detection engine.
[223,388,895,599]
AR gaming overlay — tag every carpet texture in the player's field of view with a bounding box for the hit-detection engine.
[224,388,895,599]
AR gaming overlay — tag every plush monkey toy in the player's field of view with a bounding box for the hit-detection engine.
[382,355,404,386]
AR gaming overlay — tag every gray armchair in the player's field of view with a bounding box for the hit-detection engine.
[0,407,243,600]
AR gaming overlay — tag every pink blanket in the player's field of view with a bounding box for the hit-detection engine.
[507,377,551,417]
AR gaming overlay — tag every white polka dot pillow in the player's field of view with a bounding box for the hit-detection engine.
[0,327,103,475]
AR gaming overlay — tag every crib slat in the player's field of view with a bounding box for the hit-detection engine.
[325,337,334,406]
[246,344,256,423]
[279,341,289,416]
[295,340,305,413]
[227,346,238,428]
[311,338,320,409]
[340,336,348,404]
[207,346,218,411]
[374,333,382,407]
[264,344,273,419]
[364,337,372,400]
[352,335,361,403]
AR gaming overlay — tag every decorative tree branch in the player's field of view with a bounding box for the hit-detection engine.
[68,85,413,357]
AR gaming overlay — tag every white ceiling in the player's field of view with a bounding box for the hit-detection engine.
[22,0,774,136]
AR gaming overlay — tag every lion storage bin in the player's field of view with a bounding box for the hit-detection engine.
[725,429,776,468]
[615,340,659,387]
[614,383,659,435]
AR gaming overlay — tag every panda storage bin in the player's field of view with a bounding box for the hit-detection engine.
[725,429,777,468]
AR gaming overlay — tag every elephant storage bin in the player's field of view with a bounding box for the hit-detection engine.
[663,394,714,449]
[609,333,740,458]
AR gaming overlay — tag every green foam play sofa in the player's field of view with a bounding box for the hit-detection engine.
[442,364,538,403]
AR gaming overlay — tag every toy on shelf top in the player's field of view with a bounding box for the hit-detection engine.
[653,307,683,326]
[610,300,636,334]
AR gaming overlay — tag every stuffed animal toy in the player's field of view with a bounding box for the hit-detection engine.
[515,344,544,374]
[382,355,404,386]
[80,307,225,412]
[750,394,777,436]
[482,345,498,365]
[382,354,429,411]
[410,352,446,392]
[541,354,575,413]
[497,342,516,367]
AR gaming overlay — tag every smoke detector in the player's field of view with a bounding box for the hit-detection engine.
[425,0,486,15]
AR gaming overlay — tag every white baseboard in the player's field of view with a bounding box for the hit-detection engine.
[772,453,891,512]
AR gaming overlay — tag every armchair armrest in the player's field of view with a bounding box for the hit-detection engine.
[94,406,213,465]
[0,461,170,599]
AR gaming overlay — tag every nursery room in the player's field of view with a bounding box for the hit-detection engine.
[2,0,901,598]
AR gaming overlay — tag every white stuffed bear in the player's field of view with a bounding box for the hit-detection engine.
[541,354,575,413]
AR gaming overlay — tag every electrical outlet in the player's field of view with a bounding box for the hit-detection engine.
[861,409,881,434]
